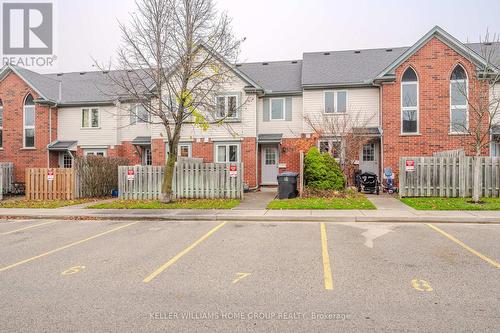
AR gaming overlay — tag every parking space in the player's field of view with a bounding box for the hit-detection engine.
[0,220,499,332]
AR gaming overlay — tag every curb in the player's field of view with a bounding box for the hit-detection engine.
[1,214,499,224]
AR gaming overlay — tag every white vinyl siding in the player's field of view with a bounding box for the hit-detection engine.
[258,96,303,138]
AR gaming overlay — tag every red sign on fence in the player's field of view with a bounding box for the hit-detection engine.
[127,169,135,181]
[229,164,237,178]
[405,160,415,172]
[47,170,54,181]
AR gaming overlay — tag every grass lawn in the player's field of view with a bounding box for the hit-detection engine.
[88,199,240,209]
[267,194,375,210]
[400,197,500,210]
[0,198,97,209]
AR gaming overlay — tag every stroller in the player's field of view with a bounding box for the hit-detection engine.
[355,171,380,195]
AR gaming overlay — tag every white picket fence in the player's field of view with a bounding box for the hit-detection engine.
[399,156,500,197]
[0,162,13,195]
[118,162,244,200]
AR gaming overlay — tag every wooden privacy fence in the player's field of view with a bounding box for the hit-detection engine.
[25,168,76,200]
[399,157,500,198]
[118,162,244,200]
[0,162,13,194]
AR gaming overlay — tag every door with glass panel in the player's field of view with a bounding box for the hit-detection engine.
[261,145,279,185]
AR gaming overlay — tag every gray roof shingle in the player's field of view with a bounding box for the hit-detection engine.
[237,60,303,93]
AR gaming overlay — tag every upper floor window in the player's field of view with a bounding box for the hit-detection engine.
[450,65,468,133]
[216,95,238,119]
[324,91,347,114]
[130,104,150,125]
[24,94,35,148]
[82,108,99,128]
[0,99,3,148]
[401,68,418,134]
[270,98,285,120]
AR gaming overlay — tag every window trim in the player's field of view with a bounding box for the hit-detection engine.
[214,142,240,163]
[323,90,348,114]
[142,148,152,165]
[165,142,193,160]
[269,97,286,121]
[59,152,74,168]
[81,107,100,129]
[130,104,150,125]
[215,94,239,120]
[449,65,469,134]
[400,68,419,135]
[84,149,107,157]
[317,138,343,161]
[23,94,35,148]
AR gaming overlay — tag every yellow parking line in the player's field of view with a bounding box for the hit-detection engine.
[0,221,57,235]
[0,221,139,273]
[426,224,500,269]
[320,223,334,290]
[143,222,227,283]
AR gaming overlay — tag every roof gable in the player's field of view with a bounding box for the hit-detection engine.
[376,26,489,80]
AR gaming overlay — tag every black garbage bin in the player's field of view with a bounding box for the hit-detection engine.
[277,172,299,199]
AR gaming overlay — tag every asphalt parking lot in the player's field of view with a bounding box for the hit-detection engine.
[0,219,499,332]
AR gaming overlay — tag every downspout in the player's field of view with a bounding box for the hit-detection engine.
[379,83,384,178]
[250,94,259,191]
[47,80,62,167]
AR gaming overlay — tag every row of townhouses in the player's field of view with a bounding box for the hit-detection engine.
[0,26,499,189]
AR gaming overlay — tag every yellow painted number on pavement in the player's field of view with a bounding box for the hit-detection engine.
[411,279,433,292]
[61,266,86,276]
[232,272,251,284]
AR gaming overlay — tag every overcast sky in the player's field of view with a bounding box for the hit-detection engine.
[50,0,500,73]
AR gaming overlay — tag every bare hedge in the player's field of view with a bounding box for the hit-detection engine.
[75,156,129,198]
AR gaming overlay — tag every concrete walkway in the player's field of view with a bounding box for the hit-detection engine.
[0,207,499,223]
[234,189,276,210]
[366,194,416,211]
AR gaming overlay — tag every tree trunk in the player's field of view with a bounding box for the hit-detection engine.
[160,151,177,203]
[472,152,481,203]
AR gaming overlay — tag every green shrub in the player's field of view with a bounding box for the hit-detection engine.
[304,147,345,190]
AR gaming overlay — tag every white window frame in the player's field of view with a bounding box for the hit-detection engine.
[449,66,469,134]
[165,142,193,159]
[130,104,150,125]
[59,152,74,168]
[400,71,419,135]
[215,94,239,119]
[142,148,152,165]
[318,138,343,161]
[84,149,107,157]
[323,90,348,114]
[81,108,100,129]
[270,97,286,121]
[215,143,240,163]
[23,95,35,148]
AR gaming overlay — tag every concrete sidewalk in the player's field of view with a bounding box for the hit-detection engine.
[0,207,499,223]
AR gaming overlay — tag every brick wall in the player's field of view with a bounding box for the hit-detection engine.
[0,72,58,181]
[382,37,489,178]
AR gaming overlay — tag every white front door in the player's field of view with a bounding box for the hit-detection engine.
[261,145,279,185]
[359,142,379,176]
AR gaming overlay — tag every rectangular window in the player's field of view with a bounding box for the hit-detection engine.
[270,98,285,120]
[401,82,418,134]
[24,104,35,148]
[131,105,149,124]
[82,108,99,128]
[318,139,341,159]
[165,143,192,159]
[215,144,239,163]
[215,95,238,119]
[84,149,106,157]
[324,91,348,113]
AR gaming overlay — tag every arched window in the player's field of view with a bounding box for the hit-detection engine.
[450,65,468,133]
[0,99,3,148]
[401,67,418,134]
[24,94,35,148]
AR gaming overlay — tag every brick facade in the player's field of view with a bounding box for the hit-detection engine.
[382,37,489,178]
[0,72,58,181]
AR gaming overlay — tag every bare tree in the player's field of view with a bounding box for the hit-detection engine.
[455,32,500,203]
[305,110,376,185]
[96,0,244,202]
